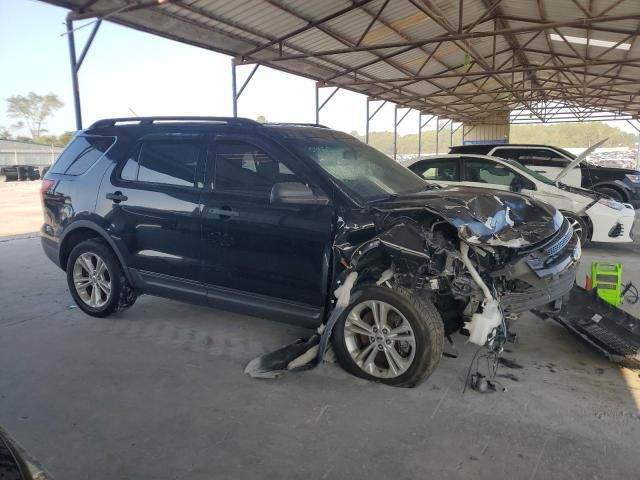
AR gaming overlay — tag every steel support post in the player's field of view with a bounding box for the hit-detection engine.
[450,121,453,147]
[366,99,370,143]
[393,106,411,161]
[231,61,238,117]
[366,99,387,145]
[418,114,434,157]
[65,17,101,130]
[393,106,398,160]
[315,85,320,124]
[315,85,339,125]
[232,61,260,118]
[418,114,422,157]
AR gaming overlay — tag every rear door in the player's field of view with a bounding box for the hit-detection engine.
[200,134,334,314]
[408,158,460,187]
[101,133,206,287]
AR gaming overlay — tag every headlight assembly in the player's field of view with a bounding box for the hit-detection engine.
[598,197,624,210]
[625,174,640,183]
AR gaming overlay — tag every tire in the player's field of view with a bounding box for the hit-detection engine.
[561,211,590,246]
[66,239,135,317]
[596,186,625,203]
[332,285,444,388]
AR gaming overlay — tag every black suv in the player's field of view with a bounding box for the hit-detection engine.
[41,117,580,387]
[449,143,640,208]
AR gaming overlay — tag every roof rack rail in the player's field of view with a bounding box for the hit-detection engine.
[265,122,329,129]
[89,116,261,129]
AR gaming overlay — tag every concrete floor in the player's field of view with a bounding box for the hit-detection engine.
[1,236,639,479]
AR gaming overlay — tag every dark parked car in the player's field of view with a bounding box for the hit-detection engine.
[449,143,640,208]
[1,165,40,181]
[41,117,580,387]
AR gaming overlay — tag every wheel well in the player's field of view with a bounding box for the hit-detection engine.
[59,228,102,270]
[595,183,629,202]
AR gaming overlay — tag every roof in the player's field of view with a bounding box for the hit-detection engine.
[41,0,640,123]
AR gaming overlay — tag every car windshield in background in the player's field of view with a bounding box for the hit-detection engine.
[286,131,427,203]
[501,157,556,185]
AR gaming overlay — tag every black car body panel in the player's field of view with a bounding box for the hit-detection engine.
[449,143,640,207]
[41,119,580,335]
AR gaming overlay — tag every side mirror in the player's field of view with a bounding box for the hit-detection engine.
[270,182,329,206]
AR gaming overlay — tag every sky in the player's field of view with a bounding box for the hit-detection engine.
[0,0,416,137]
[0,0,636,138]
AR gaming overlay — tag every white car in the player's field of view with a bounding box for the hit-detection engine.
[404,152,635,245]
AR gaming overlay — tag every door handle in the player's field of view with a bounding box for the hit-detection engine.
[208,207,239,219]
[106,191,128,203]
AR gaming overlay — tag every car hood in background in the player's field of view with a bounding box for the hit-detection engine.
[554,138,608,184]
[372,187,563,248]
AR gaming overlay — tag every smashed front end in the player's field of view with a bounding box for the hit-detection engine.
[336,189,581,346]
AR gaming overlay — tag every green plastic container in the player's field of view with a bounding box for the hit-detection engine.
[591,262,623,306]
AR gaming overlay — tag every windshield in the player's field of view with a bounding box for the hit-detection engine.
[286,131,427,203]
[500,157,556,185]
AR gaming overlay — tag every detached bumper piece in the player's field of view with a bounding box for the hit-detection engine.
[539,285,640,369]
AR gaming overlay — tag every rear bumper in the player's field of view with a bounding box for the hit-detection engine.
[41,235,61,269]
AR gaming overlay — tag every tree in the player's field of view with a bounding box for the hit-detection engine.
[6,92,64,138]
[0,126,11,140]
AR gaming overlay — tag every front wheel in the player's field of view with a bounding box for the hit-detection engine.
[332,285,444,387]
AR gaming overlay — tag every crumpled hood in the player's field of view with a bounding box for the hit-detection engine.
[373,187,564,248]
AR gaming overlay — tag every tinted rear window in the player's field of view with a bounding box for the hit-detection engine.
[119,140,202,187]
[50,136,115,175]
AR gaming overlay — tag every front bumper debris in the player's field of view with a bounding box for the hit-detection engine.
[537,285,640,369]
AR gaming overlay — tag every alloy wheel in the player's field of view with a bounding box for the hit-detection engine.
[567,216,583,240]
[343,300,416,378]
[72,252,111,308]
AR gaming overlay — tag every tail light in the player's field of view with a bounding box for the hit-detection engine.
[40,179,54,195]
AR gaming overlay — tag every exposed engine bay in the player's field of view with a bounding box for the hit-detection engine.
[334,190,581,347]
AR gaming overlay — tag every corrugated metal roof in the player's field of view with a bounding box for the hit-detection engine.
[41,0,640,122]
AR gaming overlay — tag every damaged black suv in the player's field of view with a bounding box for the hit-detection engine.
[41,117,580,387]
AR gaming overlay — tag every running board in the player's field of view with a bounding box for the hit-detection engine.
[535,284,640,369]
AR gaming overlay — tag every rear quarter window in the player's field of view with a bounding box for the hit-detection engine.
[49,135,115,175]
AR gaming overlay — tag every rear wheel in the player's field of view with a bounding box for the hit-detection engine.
[332,285,444,387]
[66,239,135,317]
[561,211,589,246]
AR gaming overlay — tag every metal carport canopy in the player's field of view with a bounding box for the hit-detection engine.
[43,0,640,124]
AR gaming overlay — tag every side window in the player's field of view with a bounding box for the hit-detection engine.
[212,142,301,197]
[50,136,115,175]
[465,158,518,187]
[120,141,202,187]
[412,160,459,181]
[496,148,568,168]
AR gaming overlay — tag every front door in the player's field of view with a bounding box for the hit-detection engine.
[200,135,335,311]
